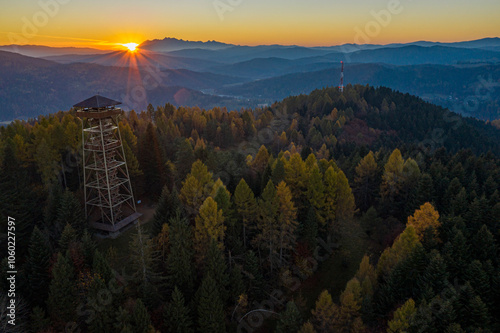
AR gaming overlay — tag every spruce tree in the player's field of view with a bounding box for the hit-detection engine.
[151,185,172,237]
[25,227,52,308]
[353,151,379,212]
[164,287,194,333]
[234,178,257,249]
[205,240,230,302]
[58,223,77,252]
[276,301,302,333]
[92,249,113,283]
[303,206,319,249]
[197,274,226,333]
[167,213,195,297]
[56,189,86,236]
[131,299,153,333]
[47,252,77,325]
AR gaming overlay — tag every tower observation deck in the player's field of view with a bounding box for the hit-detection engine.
[75,95,141,235]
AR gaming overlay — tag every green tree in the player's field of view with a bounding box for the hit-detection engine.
[234,178,257,249]
[164,287,194,333]
[276,301,302,333]
[56,189,86,235]
[387,298,416,333]
[59,223,77,252]
[306,165,326,225]
[254,179,280,273]
[205,240,230,302]
[131,299,153,333]
[167,214,195,296]
[151,185,181,237]
[380,149,406,216]
[138,122,165,198]
[47,252,77,326]
[197,274,226,333]
[25,227,52,307]
[353,151,379,211]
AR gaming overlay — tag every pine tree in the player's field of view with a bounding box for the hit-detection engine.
[44,182,63,243]
[337,279,364,333]
[468,295,491,330]
[323,167,338,234]
[276,181,298,267]
[298,321,317,333]
[380,148,406,216]
[164,287,194,333]
[167,213,195,297]
[423,251,449,294]
[471,225,497,264]
[151,185,171,237]
[205,240,230,302]
[311,290,338,333]
[332,169,356,223]
[194,197,225,261]
[284,153,308,211]
[175,138,196,181]
[81,229,96,268]
[387,298,416,333]
[59,223,77,252]
[377,225,421,277]
[138,122,165,198]
[131,299,153,333]
[272,158,286,185]
[243,250,265,299]
[234,178,257,249]
[47,252,77,325]
[465,260,491,306]
[86,275,114,333]
[355,255,377,297]
[30,306,50,332]
[25,227,52,308]
[180,160,214,217]
[0,140,34,256]
[197,274,226,333]
[56,189,86,236]
[416,173,434,207]
[229,265,245,302]
[253,179,280,272]
[129,222,161,306]
[407,202,440,240]
[276,301,302,333]
[303,206,319,249]
[93,249,113,283]
[251,145,270,174]
[353,151,379,211]
[306,165,326,225]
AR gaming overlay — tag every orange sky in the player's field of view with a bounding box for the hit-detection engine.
[1,0,499,49]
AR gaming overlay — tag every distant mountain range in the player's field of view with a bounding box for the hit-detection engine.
[1,37,500,121]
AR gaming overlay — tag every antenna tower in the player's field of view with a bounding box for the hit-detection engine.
[339,61,344,93]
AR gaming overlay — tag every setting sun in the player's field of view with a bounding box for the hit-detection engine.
[122,43,138,52]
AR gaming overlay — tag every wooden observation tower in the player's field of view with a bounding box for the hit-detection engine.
[75,95,141,235]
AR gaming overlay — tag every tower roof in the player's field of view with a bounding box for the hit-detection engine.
[73,95,121,109]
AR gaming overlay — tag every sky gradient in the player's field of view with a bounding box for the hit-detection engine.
[1,0,499,49]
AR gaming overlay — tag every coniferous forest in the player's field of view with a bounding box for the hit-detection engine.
[1,84,499,332]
